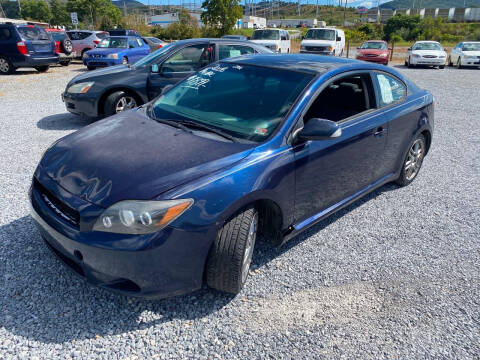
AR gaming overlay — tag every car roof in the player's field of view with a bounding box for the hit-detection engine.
[364,40,386,42]
[222,54,359,74]
[414,40,440,43]
[173,38,259,45]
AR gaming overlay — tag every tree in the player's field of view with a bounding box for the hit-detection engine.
[201,0,242,37]
[50,0,70,26]
[384,14,422,41]
[67,0,122,30]
[0,0,21,18]
[21,0,52,23]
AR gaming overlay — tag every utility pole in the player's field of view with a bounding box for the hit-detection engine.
[298,0,301,17]
[316,0,319,19]
[342,0,347,26]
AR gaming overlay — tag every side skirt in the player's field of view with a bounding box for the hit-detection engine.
[281,173,395,244]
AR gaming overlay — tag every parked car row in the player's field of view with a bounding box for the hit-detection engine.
[33,51,434,299]
[0,22,168,74]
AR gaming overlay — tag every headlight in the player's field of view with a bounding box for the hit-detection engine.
[107,53,119,59]
[412,54,420,58]
[82,52,89,59]
[300,45,306,50]
[380,53,388,57]
[464,55,476,59]
[439,54,446,58]
[67,82,94,94]
[93,199,193,234]
[329,46,333,52]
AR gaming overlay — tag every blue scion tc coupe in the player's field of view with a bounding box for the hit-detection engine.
[82,36,150,70]
[30,54,434,299]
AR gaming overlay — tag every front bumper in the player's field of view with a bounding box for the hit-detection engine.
[29,172,210,299]
[62,91,98,118]
[83,58,121,67]
[460,57,480,66]
[58,52,77,61]
[410,57,446,66]
[300,50,334,56]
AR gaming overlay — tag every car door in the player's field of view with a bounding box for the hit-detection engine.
[146,43,213,100]
[452,43,462,63]
[293,71,389,223]
[371,71,422,176]
[137,37,150,57]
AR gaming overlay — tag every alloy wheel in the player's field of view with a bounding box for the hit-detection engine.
[122,57,128,65]
[115,96,137,113]
[404,139,424,181]
[241,213,258,284]
[0,58,10,73]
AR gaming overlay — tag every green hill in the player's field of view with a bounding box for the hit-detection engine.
[112,0,147,12]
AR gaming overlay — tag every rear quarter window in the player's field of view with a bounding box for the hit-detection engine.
[0,28,11,41]
[17,26,49,41]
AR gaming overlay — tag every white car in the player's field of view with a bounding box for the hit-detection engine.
[300,28,345,57]
[250,29,290,53]
[405,41,447,69]
[448,41,480,69]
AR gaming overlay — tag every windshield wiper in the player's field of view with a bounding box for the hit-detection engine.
[146,108,192,133]
[176,120,238,143]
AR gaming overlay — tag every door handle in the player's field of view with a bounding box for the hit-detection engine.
[373,127,386,137]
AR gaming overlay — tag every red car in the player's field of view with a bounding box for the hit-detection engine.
[356,40,391,65]
[45,29,76,66]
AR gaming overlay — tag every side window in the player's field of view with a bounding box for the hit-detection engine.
[128,38,138,48]
[138,38,145,46]
[0,28,12,40]
[374,73,406,107]
[304,73,376,123]
[218,44,254,60]
[162,44,212,73]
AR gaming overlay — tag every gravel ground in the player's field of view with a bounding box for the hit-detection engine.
[0,62,479,359]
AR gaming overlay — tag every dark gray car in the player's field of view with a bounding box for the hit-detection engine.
[62,38,272,118]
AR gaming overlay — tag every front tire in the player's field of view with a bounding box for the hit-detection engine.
[122,56,128,65]
[60,60,71,66]
[206,206,258,294]
[103,91,138,116]
[35,65,49,73]
[395,134,426,187]
[456,58,463,69]
[87,65,96,71]
[0,56,14,74]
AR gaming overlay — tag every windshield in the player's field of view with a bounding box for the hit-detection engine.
[97,37,127,48]
[17,26,49,41]
[412,42,442,51]
[133,43,173,67]
[252,30,279,40]
[360,41,387,50]
[305,29,335,41]
[150,64,313,142]
[462,43,480,51]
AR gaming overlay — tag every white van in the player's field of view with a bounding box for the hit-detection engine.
[300,28,345,57]
[250,28,291,53]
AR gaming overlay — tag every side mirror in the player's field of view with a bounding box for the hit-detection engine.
[444,48,447,51]
[301,36,304,40]
[296,118,341,142]
[161,84,173,95]
[247,36,251,40]
[150,64,159,73]
[408,47,412,51]
[388,47,393,51]
[129,45,135,49]
[356,47,360,49]
[336,36,341,42]
[281,36,287,41]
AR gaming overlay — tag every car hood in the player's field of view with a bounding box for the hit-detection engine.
[301,40,335,47]
[357,49,388,55]
[39,109,254,207]
[462,51,480,56]
[87,48,126,56]
[250,39,280,45]
[412,49,446,57]
[69,64,132,84]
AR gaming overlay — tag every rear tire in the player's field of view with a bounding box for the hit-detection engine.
[35,65,49,73]
[206,206,258,294]
[87,65,96,71]
[395,134,426,187]
[439,65,444,69]
[103,90,138,116]
[60,60,71,66]
[0,56,14,74]
[448,56,453,66]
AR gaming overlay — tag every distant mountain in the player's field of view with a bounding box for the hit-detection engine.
[379,0,480,9]
[112,0,147,11]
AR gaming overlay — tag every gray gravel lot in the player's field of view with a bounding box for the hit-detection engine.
[0,63,479,359]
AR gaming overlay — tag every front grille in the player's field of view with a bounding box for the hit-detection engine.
[33,178,80,228]
[365,54,378,57]
[423,55,437,58]
[306,46,328,52]
[91,54,106,58]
